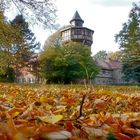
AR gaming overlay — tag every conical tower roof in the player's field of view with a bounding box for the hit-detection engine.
[70,11,84,24]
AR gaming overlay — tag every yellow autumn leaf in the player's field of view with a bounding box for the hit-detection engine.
[128,112,134,118]
[27,104,33,111]
[12,111,20,118]
[40,96,48,102]
[0,94,3,98]
[37,114,63,124]
[116,96,122,103]
[90,113,97,118]
[8,95,14,102]
[6,113,17,135]
[13,132,27,140]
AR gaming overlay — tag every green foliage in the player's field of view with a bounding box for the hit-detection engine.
[6,67,15,82]
[0,14,40,81]
[0,12,20,46]
[93,50,122,62]
[0,11,21,77]
[123,63,140,83]
[10,15,40,74]
[39,42,99,84]
[93,50,108,60]
[115,2,140,83]
[107,132,118,140]
[0,67,15,82]
[107,51,122,61]
[11,14,40,62]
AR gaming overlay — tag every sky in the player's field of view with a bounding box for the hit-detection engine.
[34,0,139,55]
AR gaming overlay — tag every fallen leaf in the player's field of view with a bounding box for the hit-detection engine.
[37,114,63,124]
[42,130,72,140]
[115,133,132,140]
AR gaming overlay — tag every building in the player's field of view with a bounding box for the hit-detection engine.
[94,59,125,84]
[61,11,125,84]
[61,11,94,47]
[16,54,42,84]
[16,11,126,84]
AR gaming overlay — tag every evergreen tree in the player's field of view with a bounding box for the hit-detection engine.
[10,15,40,75]
[115,2,140,83]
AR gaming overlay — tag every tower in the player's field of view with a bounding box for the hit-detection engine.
[61,11,94,47]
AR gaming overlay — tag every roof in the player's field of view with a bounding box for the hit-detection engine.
[70,11,84,23]
[60,26,94,33]
[95,59,122,70]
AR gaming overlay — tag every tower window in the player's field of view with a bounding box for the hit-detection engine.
[74,29,81,35]
[75,22,82,26]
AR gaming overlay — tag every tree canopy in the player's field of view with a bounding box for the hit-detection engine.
[115,2,140,83]
[93,50,123,62]
[0,12,22,77]
[43,26,71,50]
[10,15,40,73]
[0,12,20,46]
[93,50,108,60]
[44,30,62,49]
[107,51,122,61]
[0,0,57,29]
[39,42,99,84]
[0,14,40,82]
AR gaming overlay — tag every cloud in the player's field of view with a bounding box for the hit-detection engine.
[90,0,139,7]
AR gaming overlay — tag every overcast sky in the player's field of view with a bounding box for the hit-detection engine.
[34,0,139,55]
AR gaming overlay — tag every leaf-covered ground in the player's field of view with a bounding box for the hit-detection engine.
[0,83,140,140]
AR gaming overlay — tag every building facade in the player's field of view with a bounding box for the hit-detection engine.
[94,59,125,84]
[15,54,43,84]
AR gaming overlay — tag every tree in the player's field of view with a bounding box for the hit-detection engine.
[10,15,40,75]
[122,63,140,83]
[0,11,21,46]
[0,0,57,29]
[0,14,40,82]
[107,51,122,61]
[0,11,21,81]
[44,30,62,49]
[39,42,99,84]
[115,2,140,83]
[93,50,108,60]
[93,50,122,62]
[43,26,71,50]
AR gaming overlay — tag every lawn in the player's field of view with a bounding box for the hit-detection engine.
[0,83,140,140]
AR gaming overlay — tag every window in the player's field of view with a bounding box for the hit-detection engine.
[85,30,91,36]
[22,78,26,83]
[103,70,106,74]
[28,78,31,83]
[87,30,91,36]
[62,30,71,41]
[74,29,81,35]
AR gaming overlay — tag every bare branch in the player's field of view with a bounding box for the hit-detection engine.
[77,95,86,119]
